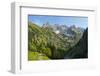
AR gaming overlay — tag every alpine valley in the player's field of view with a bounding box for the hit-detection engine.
[28,22,88,60]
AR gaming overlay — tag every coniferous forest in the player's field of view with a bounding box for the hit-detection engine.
[28,16,88,61]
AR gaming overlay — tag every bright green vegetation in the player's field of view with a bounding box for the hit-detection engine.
[28,22,87,60]
[28,51,49,60]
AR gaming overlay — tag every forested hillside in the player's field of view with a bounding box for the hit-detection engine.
[28,22,87,60]
[64,28,88,59]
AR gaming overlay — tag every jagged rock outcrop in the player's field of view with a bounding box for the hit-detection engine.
[64,28,88,59]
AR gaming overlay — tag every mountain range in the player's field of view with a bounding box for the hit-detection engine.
[28,21,88,60]
[42,22,84,38]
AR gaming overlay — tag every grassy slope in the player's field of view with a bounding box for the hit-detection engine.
[28,21,86,60]
[28,51,49,60]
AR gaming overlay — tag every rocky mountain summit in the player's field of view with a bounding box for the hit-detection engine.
[42,22,84,38]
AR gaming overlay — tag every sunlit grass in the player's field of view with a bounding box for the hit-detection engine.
[28,51,50,61]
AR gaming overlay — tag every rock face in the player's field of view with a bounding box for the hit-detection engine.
[64,28,88,59]
[42,22,84,38]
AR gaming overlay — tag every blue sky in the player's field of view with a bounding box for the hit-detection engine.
[28,15,88,29]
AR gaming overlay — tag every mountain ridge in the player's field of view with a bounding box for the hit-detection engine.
[28,21,88,60]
